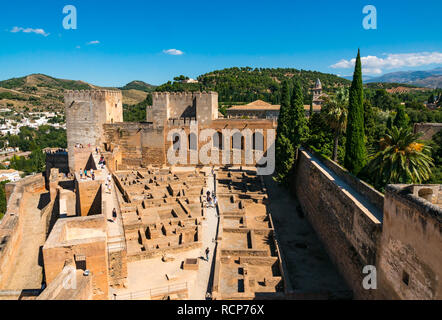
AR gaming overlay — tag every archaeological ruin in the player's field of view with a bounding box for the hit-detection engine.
[0,89,440,300]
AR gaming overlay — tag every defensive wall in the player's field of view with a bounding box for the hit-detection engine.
[292,148,442,300]
[0,175,48,289]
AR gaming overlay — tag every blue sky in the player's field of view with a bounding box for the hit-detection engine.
[0,0,441,86]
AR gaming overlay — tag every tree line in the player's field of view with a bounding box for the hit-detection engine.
[275,49,440,192]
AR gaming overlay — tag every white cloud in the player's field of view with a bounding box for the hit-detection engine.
[87,40,100,45]
[11,26,49,37]
[330,52,442,74]
[163,49,184,56]
[76,46,81,49]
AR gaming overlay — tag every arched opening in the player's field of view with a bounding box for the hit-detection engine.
[253,132,264,151]
[232,132,242,150]
[189,133,197,150]
[213,132,223,150]
[173,133,181,151]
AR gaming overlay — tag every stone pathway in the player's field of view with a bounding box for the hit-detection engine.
[263,175,350,298]
[192,169,219,299]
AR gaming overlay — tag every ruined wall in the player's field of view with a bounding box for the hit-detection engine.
[377,185,442,300]
[0,175,46,288]
[65,90,123,171]
[292,150,382,299]
[37,266,93,300]
[42,215,109,300]
[75,176,102,216]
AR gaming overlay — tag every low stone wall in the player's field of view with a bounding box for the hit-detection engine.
[292,150,382,300]
[127,242,202,262]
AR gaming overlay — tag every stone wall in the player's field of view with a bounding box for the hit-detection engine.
[42,215,109,300]
[377,185,442,299]
[292,150,382,299]
[102,119,276,168]
[65,90,123,171]
[149,92,218,127]
[75,176,102,216]
[0,175,47,288]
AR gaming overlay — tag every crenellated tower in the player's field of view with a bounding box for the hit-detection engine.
[149,91,218,127]
[64,90,123,171]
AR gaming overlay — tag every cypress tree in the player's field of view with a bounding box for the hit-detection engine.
[290,80,309,148]
[344,49,367,175]
[393,105,408,129]
[274,80,293,184]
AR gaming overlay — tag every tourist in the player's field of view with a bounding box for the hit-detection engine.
[213,195,217,208]
[84,169,88,178]
[205,247,210,261]
[79,168,83,179]
[112,208,117,221]
[91,172,95,180]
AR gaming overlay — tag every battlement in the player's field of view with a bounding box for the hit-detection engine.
[64,89,122,101]
[152,91,218,98]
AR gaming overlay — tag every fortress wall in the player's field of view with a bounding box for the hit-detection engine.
[292,150,382,299]
[103,123,165,168]
[0,175,46,288]
[377,185,442,300]
[65,90,122,171]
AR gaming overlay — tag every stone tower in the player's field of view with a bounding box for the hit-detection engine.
[64,90,123,171]
[148,91,218,127]
[312,78,325,106]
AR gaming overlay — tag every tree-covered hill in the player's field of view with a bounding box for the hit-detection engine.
[155,67,351,104]
[120,80,156,92]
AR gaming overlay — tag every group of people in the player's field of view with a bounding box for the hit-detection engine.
[205,190,217,208]
[79,168,95,180]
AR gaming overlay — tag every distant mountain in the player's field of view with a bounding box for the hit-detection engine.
[120,80,156,92]
[366,68,442,88]
[0,74,150,112]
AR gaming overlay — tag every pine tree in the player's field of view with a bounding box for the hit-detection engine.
[344,49,367,175]
[393,105,408,129]
[289,80,309,148]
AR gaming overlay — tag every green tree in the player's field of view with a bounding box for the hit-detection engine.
[344,49,367,175]
[274,80,293,184]
[322,88,349,162]
[393,105,408,129]
[274,135,295,186]
[366,127,434,188]
[364,100,377,150]
[289,80,309,149]
[0,180,8,219]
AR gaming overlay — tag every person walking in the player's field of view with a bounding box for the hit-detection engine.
[79,168,83,179]
[112,208,117,221]
[205,247,210,261]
